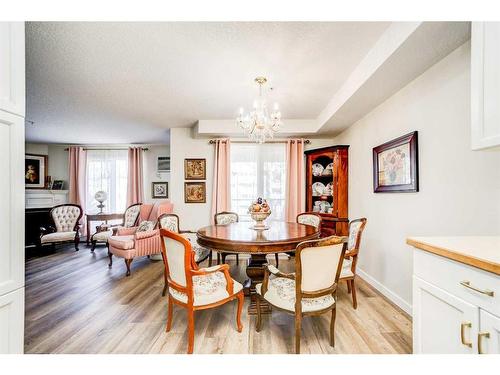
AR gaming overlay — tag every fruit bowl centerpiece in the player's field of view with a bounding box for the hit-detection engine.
[248,197,271,230]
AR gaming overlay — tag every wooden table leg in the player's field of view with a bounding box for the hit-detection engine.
[86,217,90,245]
[245,253,272,315]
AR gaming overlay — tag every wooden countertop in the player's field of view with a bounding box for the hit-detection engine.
[407,236,500,275]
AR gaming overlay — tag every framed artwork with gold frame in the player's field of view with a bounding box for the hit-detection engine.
[184,158,206,180]
[184,182,206,203]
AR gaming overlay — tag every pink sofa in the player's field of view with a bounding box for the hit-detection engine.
[107,201,173,276]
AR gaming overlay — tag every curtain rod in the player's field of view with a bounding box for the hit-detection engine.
[208,139,310,144]
[64,147,149,151]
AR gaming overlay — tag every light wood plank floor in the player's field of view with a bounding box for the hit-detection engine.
[25,243,412,354]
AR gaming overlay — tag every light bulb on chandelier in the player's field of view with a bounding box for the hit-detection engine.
[236,76,283,144]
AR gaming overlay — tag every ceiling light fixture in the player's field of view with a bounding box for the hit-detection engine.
[236,77,282,144]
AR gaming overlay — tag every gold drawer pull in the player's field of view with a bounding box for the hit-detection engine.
[478,332,490,354]
[461,322,472,347]
[460,281,494,297]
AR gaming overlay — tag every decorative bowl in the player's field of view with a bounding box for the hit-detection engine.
[250,211,271,230]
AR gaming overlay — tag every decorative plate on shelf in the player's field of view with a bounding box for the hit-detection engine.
[312,163,324,177]
[312,182,326,196]
[322,163,334,176]
[325,182,333,196]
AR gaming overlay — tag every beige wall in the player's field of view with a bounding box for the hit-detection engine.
[143,144,170,203]
[170,128,214,230]
[332,42,500,313]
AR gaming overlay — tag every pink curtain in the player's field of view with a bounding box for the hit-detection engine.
[285,139,305,222]
[211,139,231,223]
[126,147,144,207]
[68,146,87,233]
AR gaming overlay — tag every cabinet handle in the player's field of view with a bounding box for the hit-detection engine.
[460,322,472,347]
[460,281,494,297]
[478,332,490,354]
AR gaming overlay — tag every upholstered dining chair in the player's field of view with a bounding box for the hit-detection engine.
[160,229,244,354]
[214,211,241,266]
[158,213,211,296]
[282,212,323,264]
[39,204,83,251]
[90,203,142,252]
[339,218,367,309]
[255,235,347,354]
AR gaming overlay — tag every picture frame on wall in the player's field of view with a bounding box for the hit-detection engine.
[51,180,64,190]
[373,131,419,193]
[184,182,206,203]
[184,158,206,180]
[152,182,168,199]
[25,154,48,189]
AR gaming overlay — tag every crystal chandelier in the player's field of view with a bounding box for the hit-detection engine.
[236,77,282,144]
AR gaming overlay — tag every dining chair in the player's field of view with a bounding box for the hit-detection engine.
[90,203,142,252]
[214,211,241,265]
[158,213,211,296]
[255,235,347,354]
[160,228,244,354]
[39,204,83,251]
[339,218,367,309]
[282,212,323,264]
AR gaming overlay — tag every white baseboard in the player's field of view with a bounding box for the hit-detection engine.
[356,267,412,316]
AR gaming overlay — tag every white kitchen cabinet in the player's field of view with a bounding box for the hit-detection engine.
[471,22,500,150]
[413,276,479,353]
[0,22,25,354]
[0,22,25,117]
[409,238,500,354]
[479,310,500,354]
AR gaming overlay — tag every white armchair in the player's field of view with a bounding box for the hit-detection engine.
[39,204,83,251]
[160,229,244,354]
[255,235,347,354]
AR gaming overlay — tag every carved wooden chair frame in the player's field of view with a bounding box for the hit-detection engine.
[158,213,212,296]
[340,218,367,309]
[160,228,244,354]
[39,204,83,251]
[256,235,348,354]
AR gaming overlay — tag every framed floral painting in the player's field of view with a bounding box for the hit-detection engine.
[373,131,418,193]
[25,154,48,189]
[184,158,206,180]
[184,182,206,203]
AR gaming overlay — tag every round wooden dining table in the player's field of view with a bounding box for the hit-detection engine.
[197,221,320,314]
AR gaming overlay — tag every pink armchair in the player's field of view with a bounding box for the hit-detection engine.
[107,201,173,276]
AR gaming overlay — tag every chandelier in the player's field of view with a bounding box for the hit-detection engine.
[236,77,282,144]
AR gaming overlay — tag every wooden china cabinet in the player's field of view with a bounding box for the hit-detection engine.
[304,145,349,237]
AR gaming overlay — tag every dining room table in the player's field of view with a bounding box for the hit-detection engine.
[196,221,320,314]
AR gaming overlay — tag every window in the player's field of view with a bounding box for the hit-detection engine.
[86,150,128,214]
[230,143,286,221]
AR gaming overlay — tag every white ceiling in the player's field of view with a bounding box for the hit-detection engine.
[25,22,391,143]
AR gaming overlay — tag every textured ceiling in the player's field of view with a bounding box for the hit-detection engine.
[25,22,390,143]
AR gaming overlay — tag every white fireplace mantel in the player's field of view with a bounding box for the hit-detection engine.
[25,189,69,209]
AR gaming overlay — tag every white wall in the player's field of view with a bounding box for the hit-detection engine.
[170,128,214,230]
[332,42,500,313]
[143,144,170,203]
[25,143,69,188]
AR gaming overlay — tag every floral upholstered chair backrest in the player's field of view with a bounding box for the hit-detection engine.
[161,231,188,287]
[51,205,82,232]
[215,212,238,225]
[123,204,141,227]
[347,218,367,252]
[159,214,180,233]
[297,213,321,229]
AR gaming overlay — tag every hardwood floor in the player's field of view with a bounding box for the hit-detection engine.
[25,243,412,354]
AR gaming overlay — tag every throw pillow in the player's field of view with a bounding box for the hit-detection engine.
[137,220,155,232]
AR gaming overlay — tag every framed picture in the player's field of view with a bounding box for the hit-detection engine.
[184,158,206,180]
[51,180,64,190]
[25,154,48,189]
[373,131,418,193]
[184,182,206,203]
[152,182,168,199]
[157,156,170,172]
